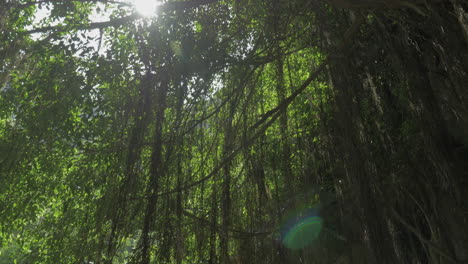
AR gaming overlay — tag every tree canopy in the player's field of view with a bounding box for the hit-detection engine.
[1,0,468,263]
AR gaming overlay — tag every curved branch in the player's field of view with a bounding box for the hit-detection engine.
[20,0,220,35]
[22,13,141,35]
[15,0,132,9]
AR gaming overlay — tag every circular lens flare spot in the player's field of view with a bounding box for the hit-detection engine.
[282,216,323,249]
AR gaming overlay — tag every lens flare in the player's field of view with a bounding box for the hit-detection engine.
[280,207,323,249]
[282,216,323,249]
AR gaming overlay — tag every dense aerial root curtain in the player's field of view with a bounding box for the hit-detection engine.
[220,109,233,263]
[271,0,293,200]
[269,0,293,261]
[138,70,169,264]
[105,69,153,261]
[209,183,219,264]
[328,57,399,263]
[219,74,243,263]
[322,1,468,262]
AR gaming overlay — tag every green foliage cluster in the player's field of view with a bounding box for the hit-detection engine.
[1,0,468,263]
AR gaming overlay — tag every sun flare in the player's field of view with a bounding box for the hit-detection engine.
[132,0,160,17]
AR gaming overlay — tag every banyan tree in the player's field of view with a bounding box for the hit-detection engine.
[1,0,467,263]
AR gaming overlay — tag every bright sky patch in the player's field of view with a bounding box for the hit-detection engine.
[132,0,161,17]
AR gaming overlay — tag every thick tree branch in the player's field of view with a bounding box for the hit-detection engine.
[22,13,141,35]
[19,0,220,35]
[14,0,132,9]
